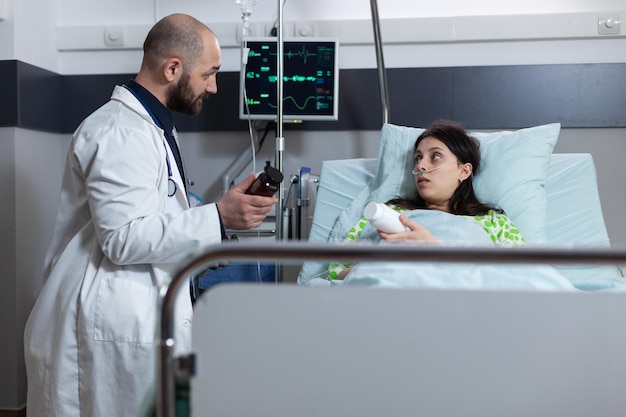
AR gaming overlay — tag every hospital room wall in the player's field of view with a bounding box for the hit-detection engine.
[1,0,626,412]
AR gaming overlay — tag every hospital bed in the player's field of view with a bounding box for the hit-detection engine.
[297,122,624,289]
[155,123,626,417]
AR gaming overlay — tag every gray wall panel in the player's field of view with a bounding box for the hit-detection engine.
[1,61,624,132]
[18,62,63,132]
[0,61,18,128]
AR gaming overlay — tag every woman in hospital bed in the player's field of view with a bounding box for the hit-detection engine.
[325,120,574,291]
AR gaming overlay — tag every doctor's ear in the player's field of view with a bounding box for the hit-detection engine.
[163,58,182,81]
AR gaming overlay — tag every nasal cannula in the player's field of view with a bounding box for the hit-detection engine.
[412,163,455,176]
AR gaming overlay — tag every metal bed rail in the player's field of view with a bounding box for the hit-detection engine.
[157,241,626,417]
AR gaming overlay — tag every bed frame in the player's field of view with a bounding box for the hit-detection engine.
[157,242,626,417]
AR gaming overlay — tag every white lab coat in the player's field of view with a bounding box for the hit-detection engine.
[24,86,223,417]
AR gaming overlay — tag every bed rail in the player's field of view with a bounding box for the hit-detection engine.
[156,241,626,417]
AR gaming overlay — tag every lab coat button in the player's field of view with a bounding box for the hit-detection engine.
[182,319,191,327]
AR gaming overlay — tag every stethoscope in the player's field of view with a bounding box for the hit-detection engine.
[163,142,178,197]
[123,85,183,199]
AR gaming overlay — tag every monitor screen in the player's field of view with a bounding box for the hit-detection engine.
[239,37,339,122]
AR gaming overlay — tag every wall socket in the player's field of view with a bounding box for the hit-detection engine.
[104,27,125,47]
[295,22,317,37]
[598,13,621,35]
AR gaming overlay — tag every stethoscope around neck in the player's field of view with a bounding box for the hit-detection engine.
[163,142,178,197]
[164,139,196,199]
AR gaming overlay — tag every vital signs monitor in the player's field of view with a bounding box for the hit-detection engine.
[239,37,339,122]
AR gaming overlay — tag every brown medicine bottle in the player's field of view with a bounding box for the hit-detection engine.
[245,161,283,197]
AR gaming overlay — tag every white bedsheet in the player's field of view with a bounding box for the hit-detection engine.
[307,209,577,291]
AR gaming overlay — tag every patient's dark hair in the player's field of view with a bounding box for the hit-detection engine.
[387,120,503,216]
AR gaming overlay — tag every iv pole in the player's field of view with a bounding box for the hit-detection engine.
[273,0,285,282]
[256,0,385,283]
[370,0,390,124]
[275,0,284,243]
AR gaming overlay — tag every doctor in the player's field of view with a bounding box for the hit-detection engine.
[23,14,276,417]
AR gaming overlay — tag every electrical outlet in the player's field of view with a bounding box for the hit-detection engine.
[295,22,317,37]
[104,27,125,47]
[598,13,621,35]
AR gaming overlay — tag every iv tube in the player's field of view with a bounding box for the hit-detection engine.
[235,0,257,38]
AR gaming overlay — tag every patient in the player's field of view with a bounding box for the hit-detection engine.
[328,120,525,280]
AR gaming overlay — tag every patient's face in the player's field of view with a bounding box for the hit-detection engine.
[413,137,465,212]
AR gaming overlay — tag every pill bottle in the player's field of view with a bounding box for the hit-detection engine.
[363,202,405,233]
[245,161,284,197]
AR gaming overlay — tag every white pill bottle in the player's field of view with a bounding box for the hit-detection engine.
[363,202,406,234]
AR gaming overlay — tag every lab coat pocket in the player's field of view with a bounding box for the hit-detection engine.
[93,277,157,344]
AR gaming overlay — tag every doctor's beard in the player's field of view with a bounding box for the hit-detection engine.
[166,71,209,115]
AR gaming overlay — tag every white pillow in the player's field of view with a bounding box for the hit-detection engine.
[339,122,561,243]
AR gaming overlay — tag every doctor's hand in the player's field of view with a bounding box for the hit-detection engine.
[216,173,278,230]
[378,214,439,243]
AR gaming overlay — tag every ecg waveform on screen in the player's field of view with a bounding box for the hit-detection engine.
[284,46,316,64]
[244,95,333,111]
[265,96,333,111]
[247,45,335,68]
[247,45,331,65]
[245,74,323,83]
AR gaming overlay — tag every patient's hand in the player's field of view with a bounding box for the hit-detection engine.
[379,214,439,243]
[335,268,352,280]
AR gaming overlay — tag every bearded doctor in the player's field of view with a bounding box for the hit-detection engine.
[23,13,276,417]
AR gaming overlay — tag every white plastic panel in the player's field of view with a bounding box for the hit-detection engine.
[56,11,626,51]
[191,284,626,417]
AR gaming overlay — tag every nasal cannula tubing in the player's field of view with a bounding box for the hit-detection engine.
[412,162,455,176]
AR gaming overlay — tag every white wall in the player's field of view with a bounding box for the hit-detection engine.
[15,129,68,312]
[53,1,626,74]
[2,0,626,411]
[0,128,67,409]
[1,0,58,70]
[0,0,13,59]
[6,0,626,73]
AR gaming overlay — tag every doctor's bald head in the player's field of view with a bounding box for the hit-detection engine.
[135,13,221,113]
[141,13,216,73]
